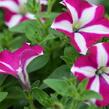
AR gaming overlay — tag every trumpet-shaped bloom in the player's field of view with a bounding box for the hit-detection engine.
[0,0,36,28]
[51,0,109,54]
[71,42,109,106]
[0,43,43,90]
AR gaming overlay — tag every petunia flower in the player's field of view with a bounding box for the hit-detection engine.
[51,0,109,54]
[0,0,36,28]
[71,42,109,106]
[0,43,43,90]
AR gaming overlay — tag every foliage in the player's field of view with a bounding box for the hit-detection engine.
[0,0,108,109]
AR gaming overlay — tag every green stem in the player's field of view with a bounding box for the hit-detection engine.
[25,91,36,109]
[47,0,56,13]
[28,97,36,109]
[69,99,79,109]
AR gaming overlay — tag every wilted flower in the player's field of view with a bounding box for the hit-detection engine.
[0,0,35,28]
[0,43,43,90]
[51,0,109,54]
[71,42,109,106]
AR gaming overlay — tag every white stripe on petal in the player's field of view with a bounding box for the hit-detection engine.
[71,66,95,77]
[17,67,25,85]
[18,52,43,87]
[0,61,14,71]
[96,43,108,68]
[102,74,109,85]
[51,20,73,33]
[74,33,88,55]
[90,76,100,103]
[79,25,109,34]
[25,13,35,19]
[79,6,97,27]
[6,14,22,28]
[65,2,78,23]
[0,69,5,72]
[0,1,19,13]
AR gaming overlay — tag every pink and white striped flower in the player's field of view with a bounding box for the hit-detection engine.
[71,42,109,106]
[0,43,43,90]
[0,0,36,28]
[51,0,109,54]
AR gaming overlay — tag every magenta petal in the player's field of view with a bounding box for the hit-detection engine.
[84,5,105,27]
[63,0,80,16]
[81,33,102,48]
[20,45,44,67]
[51,12,73,35]
[69,32,102,54]
[74,56,95,68]
[95,75,109,106]
[14,43,44,69]
[79,0,92,13]
[63,0,91,18]
[0,50,19,70]
[0,43,44,90]
[0,50,18,77]
[0,63,16,77]
[2,8,17,22]
[79,5,105,27]
[88,43,109,68]
[80,18,109,36]
[71,55,96,80]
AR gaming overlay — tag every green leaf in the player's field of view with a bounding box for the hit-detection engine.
[61,46,79,67]
[48,65,70,79]
[87,105,98,109]
[35,12,58,19]
[9,36,26,50]
[0,75,7,86]
[44,79,74,96]
[81,90,102,101]
[6,86,25,100]
[0,92,8,103]
[24,107,29,109]
[27,53,49,73]
[78,103,88,109]
[32,88,52,107]
[78,79,88,92]
[10,20,36,33]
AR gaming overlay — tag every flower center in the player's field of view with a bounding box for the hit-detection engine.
[19,5,27,15]
[96,67,109,75]
[73,22,81,32]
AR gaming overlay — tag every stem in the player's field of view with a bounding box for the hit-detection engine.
[25,91,36,109]
[47,0,56,13]
[28,97,36,109]
[69,99,79,109]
